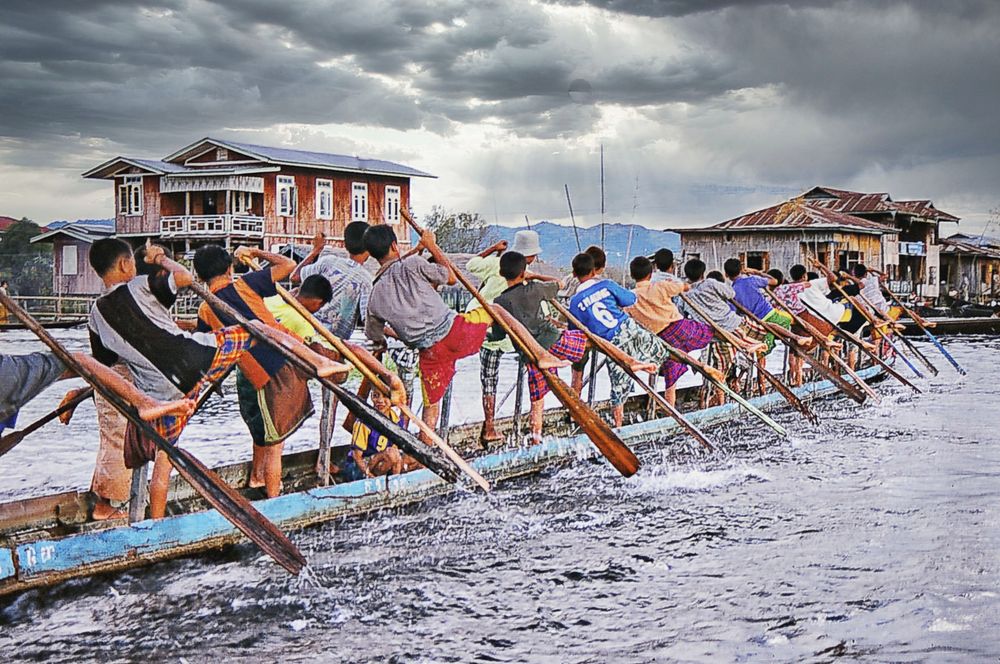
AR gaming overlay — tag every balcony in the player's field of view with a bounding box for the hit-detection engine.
[159,215,264,238]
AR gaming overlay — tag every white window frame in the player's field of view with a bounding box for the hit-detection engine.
[118,175,143,216]
[316,179,333,221]
[277,175,297,217]
[232,191,253,214]
[384,185,401,224]
[215,147,228,161]
[62,245,78,276]
[352,182,368,222]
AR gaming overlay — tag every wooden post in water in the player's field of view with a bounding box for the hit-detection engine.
[437,382,454,442]
[128,463,149,523]
[586,348,599,405]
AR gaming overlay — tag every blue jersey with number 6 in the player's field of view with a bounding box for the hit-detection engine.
[569,278,637,341]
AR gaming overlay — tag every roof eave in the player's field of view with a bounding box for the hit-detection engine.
[266,158,436,179]
[82,157,167,179]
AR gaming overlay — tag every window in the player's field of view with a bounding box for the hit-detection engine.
[232,191,253,214]
[352,182,368,221]
[118,176,143,216]
[277,175,297,216]
[384,185,401,224]
[740,251,770,271]
[215,147,228,161]
[62,245,78,276]
[316,179,333,220]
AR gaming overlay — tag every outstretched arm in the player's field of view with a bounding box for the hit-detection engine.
[418,229,457,286]
[234,246,296,283]
[146,243,195,289]
[291,232,326,284]
[69,353,196,422]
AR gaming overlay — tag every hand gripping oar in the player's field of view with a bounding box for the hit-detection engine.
[676,294,791,436]
[186,280,461,487]
[800,297,921,394]
[0,290,306,575]
[882,287,966,375]
[548,298,716,451]
[762,289,876,404]
[400,209,640,477]
[725,298,820,425]
[0,387,93,457]
[242,258,481,491]
[854,290,939,376]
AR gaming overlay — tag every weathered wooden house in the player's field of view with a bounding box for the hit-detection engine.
[801,187,959,298]
[676,197,900,277]
[29,221,115,295]
[82,137,434,255]
[938,233,1000,303]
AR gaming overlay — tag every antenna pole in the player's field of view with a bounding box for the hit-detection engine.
[600,143,606,249]
[564,184,582,251]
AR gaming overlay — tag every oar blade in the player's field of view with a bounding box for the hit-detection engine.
[542,372,640,477]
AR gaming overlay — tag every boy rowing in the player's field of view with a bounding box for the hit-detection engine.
[626,256,712,406]
[568,252,664,427]
[490,250,585,442]
[194,245,348,500]
[363,225,568,440]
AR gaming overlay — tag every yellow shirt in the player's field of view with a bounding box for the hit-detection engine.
[627,280,685,334]
[264,295,334,350]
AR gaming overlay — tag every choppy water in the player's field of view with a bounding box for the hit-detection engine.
[1,332,999,662]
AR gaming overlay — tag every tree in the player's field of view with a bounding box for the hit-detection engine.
[422,206,497,253]
[0,217,52,295]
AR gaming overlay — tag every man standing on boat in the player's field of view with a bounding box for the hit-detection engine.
[291,224,373,473]
[466,230,543,445]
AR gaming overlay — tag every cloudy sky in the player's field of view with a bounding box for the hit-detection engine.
[1,0,998,233]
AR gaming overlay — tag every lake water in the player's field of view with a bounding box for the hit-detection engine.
[1,331,998,662]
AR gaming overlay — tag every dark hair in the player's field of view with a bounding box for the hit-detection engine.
[807,271,819,280]
[789,264,807,281]
[723,258,742,279]
[89,238,133,277]
[630,256,653,282]
[134,245,172,277]
[193,245,232,281]
[363,225,397,260]
[499,251,527,280]
[572,252,595,279]
[707,270,725,283]
[584,245,606,270]
[684,258,706,282]
[653,248,674,272]
[767,268,784,285]
[853,263,868,278]
[300,274,333,304]
[344,221,370,256]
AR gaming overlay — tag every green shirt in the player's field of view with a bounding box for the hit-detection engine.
[465,255,514,353]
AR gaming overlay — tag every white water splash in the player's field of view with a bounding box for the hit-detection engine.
[629,464,771,494]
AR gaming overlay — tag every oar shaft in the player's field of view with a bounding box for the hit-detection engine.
[884,287,966,375]
[0,387,94,456]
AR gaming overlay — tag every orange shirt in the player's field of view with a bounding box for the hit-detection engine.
[627,279,685,333]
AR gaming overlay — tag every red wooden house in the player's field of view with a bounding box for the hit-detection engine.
[83,137,434,254]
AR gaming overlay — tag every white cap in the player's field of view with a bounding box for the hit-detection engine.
[511,230,542,257]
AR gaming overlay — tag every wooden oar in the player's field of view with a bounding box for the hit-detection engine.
[762,289,877,403]
[676,294,794,436]
[854,290,939,376]
[547,298,716,451]
[799,298,921,393]
[0,290,307,575]
[186,279,462,487]
[400,208,640,477]
[0,387,93,457]
[882,287,967,375]
[242,257,487,492]
[725,298,820,425]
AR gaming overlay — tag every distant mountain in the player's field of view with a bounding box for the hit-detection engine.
[485,221,679,268]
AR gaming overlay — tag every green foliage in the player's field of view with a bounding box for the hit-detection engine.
[0,218,53,295]
[422,205,497,253]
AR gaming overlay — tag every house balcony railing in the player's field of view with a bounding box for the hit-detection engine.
[159,215,265,238]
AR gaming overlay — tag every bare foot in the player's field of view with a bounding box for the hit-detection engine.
[92,500,128,521]
[745,342,767,354]
[480,423,502,444]
[706,367,726,384]
[537,354,571,371]
[139,397,196,422]
[631,361,659,374]
[795,336,814,349]
[316,359,351,378]
[58,387,90,425]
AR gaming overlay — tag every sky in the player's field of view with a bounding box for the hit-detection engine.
[1,0,998,235]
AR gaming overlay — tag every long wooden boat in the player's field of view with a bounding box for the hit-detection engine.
[901,316,1000,336]
[0,366,882,597]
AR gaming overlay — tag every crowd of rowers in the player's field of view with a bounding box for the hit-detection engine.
[0,220,908,522]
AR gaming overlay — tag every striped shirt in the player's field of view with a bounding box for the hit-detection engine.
[89,273,218,400]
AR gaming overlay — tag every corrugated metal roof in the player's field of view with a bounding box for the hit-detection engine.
[892,199,960,222]
[210,138,435,179]
[939,237,1000,259]
[689,199,897,234]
